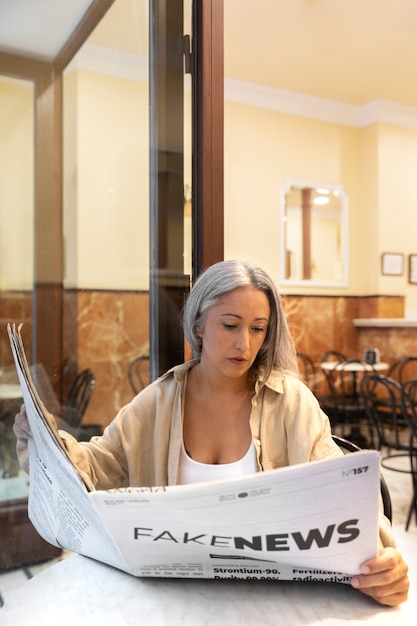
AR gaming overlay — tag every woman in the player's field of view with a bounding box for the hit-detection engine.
[14,260,409,606]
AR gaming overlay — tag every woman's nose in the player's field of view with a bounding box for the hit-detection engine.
[235,329,250,350]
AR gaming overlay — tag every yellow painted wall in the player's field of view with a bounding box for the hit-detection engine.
[3,69,417,314]
[356,124,379,293]
[64,69,150,291]
[224,99,417,314]
[0,77,33,291]
[224,100,360,292]
[377,123,417,313]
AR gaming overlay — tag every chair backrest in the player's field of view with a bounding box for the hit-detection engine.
[401,379,417,440]
[63,369,96,426]
[360,373,405,450]
[387,356,417,384]
[336,358,375,397]
[320,351,347,394]
[332,434,392,522]
[296,351,317,391]
[128,355,150,394]
[321,350,347,363]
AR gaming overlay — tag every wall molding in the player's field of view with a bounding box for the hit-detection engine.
[66,43,417,131]
[225,77,417,130]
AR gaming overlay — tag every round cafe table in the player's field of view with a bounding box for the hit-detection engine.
[0,553,411,626]
[320,362,389,374]
[320,361,389,398]
[0,384,22,401]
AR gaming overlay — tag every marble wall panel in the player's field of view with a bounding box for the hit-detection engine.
[64,290,149,427]
[65,291,409,427]
[284,295,405,363]
[356,327,417,366]
[357,296,404,319]
[0,292,32,366]
[283,296,359,362]
[0,290,411,431]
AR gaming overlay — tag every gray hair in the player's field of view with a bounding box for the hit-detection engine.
[183,260,298,381]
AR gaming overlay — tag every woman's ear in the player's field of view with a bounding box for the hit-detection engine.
[194,324,203,339]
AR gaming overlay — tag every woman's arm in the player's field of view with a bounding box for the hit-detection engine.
[13,403,61,473]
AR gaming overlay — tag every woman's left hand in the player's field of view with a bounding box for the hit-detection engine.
[351,547,409,606]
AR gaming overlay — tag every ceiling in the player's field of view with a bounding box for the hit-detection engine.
[0,0,95,61]
[1,0,417,109]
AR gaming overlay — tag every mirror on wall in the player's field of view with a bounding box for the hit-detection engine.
[280,180,348,287]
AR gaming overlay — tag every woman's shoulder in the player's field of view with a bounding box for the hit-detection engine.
[130,360,197,403]
[160,359,199,381]
[263,367,306,394]
[262,367,321,410]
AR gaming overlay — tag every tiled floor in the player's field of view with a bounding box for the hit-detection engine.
[0,449,416,608]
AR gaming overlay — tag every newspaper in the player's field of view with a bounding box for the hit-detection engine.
[8,323,381,583]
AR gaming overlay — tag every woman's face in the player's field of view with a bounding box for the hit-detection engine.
[197,286,270,380]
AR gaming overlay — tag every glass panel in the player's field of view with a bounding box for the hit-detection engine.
[62,0,151,428]
[148,0,191,378]
[183,0,193,281]
[61,0,192,424]
[0,0,192,573]
[0,76,33,492]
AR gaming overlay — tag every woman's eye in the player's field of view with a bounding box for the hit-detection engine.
[224,323,237,330]
[252,327,266,333]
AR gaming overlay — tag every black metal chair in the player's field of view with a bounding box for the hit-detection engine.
[63,369,96,425]
[332,434,392,523]
[400,380,417,529]
[320,359,375,447]
[360,373,409,456]
[296,351,317,392]
[128,355,150,394]
[387,355,417,385]
[60,369,101,441]
[320,350,348,396]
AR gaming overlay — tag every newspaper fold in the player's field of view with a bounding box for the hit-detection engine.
[8,323,380,582]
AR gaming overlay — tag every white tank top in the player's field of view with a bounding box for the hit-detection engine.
[178,440,258,485]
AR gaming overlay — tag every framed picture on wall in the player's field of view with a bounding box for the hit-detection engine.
[409,255,417,284]
[381,253,404,276]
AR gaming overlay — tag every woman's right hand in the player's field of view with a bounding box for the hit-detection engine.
[13,404,32,473]
[13,404,31,441]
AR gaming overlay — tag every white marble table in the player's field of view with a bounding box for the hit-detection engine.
[1,553,412,625]
[320,361,389,398]
[0,383,22,400]
[320,361,389,373]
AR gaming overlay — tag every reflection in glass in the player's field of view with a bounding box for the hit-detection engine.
[62,0,151,424]
[281,181,348,286]
[0,76,34,292]
[61,0,192,423]
[0,76,33,484]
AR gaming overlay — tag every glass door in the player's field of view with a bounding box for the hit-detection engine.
[61,0,192,425]
[0,0,193,568]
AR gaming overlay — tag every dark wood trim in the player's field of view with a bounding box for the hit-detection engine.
[192,0,224,276]
[0,54,64,395]
[0,52,50,80]
[33,68,64,390]
[149,0,187,378]
[54,0,116,71]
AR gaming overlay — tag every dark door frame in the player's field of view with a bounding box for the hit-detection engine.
[192,0,224,276]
